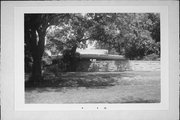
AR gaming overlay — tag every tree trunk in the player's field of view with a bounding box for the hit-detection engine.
[71,44,77,55]
[31,56,42,83]
[70,44,78,71]
[30,30,45,84]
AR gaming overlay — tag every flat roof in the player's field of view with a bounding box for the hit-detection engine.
[51,54,125,60]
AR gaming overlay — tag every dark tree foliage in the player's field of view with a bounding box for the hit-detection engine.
[147,13,160,42]
[61,49,80,72]
[94,13,160,60]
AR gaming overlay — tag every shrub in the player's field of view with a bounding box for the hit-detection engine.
[42,56,52,66]
[143,53,160,61]
[62,49,80,72]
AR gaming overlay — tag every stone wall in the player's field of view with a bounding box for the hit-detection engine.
[76,60,160,72]
[45,59,160,72]
[129,60,160,71]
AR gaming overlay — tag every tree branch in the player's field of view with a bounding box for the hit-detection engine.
[79,37,92,42]
[50,38,68,47]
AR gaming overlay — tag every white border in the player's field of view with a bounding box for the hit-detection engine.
[14,6,169,111]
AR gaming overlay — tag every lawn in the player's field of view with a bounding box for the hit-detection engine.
[25,71,160,104]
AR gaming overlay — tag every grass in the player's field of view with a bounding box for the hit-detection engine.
[25,71,160,104]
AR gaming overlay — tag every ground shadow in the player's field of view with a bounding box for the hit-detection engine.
[25,72,128,89]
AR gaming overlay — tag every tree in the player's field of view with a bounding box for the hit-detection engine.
[25,14,66,83]
[45,13,95,71]
[45,13,160,60]
[147,13,160,42]
[94,13,160,60]
[25,14,46,83]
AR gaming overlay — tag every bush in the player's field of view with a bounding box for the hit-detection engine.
[62,49,80,72]
[42,56,52,66]
[124,46,145,60]
[143,53,160,61]
[25,55,33,73]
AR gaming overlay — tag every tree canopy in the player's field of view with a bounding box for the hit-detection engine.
[44,13,160,59]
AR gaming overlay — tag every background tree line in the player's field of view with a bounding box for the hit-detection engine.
[25,13,160,83]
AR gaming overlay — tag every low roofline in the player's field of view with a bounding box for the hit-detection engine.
[51,54,125,60]
[80,54,125,60]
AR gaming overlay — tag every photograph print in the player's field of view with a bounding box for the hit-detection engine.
[24,13,161,104]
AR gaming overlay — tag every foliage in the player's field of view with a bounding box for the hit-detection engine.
[25,54,33,73]
[44,13,160,61]
[143,53,160,61]
[61,49,80,72]
[147,13,160,42]
[94,13,160,60]
[45,14,96,55]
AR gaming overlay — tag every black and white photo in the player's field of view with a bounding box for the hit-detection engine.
[1,1,179,120]
[24,13,161,104]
